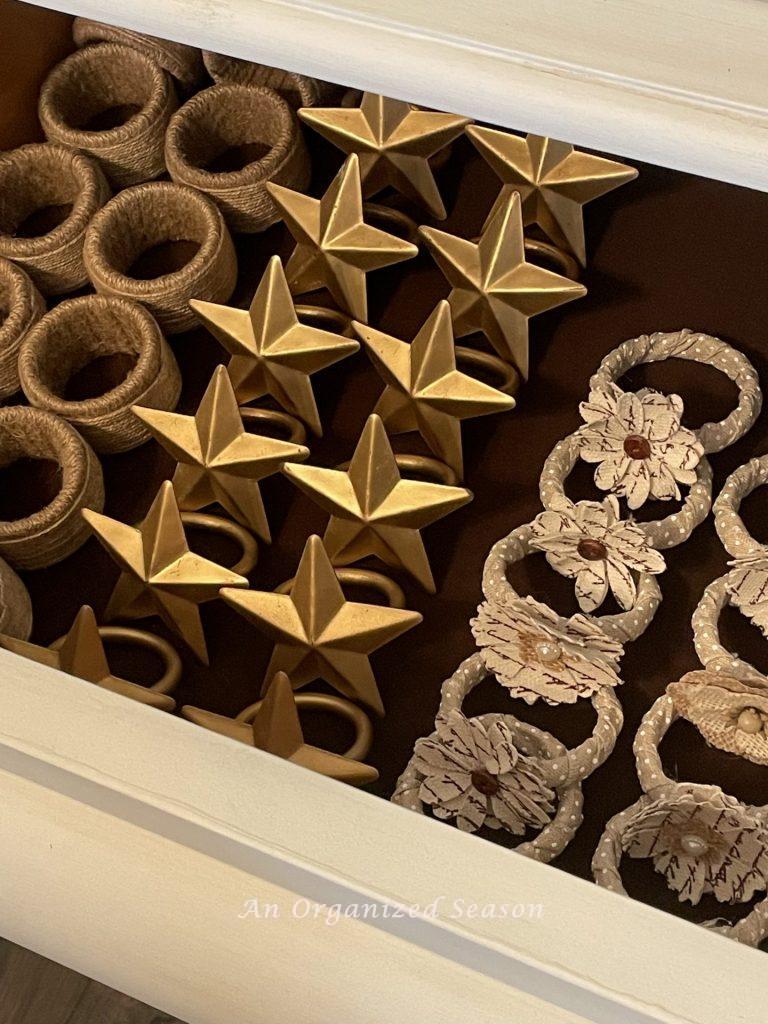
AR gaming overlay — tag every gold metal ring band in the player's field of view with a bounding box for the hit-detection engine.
[455,345,520,397]
[236,690,374,761]
[524,238,581,281]
[295,303,355,338]
[238,406,307,445]
[180,511,258,575]
[337,452,457,487]
[362,202,421,246]
[275,565,406,609]
[51,623,182,694]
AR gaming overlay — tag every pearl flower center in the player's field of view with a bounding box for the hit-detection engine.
[471,769,500,796]
[577,537,607,561]
[534,639,562,664]
[679,832,709,857]
[737,707,763,734]
[623,434,651,460]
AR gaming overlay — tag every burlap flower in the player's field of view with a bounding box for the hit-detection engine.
[578,384,703,509]
[668,670,768,766]
[726,554,768,637]
[411,709,555,834]
[623,786,768,905]
[471,595,624,705]
[530,495,665,612]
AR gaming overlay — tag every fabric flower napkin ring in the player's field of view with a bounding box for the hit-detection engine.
[393,651,622,856]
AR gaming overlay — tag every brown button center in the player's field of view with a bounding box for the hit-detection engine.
[471,769,500,796]
[623,434,651,460]
[577,538,607,561]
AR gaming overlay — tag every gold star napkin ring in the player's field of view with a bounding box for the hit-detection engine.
[19,295,182,454]
[589,329,761,454]
[236,690,374,762]
[470,232,581,282]
[336,451,457,487]
[362,202,421,246]
[293,304,355,338]
[275,564,406,608]
[51,623,182,709]
[238,406,307,445]
[455,345,520,397]
[180,511,259,576]
[392,653,590,858]
[0,407,105,571]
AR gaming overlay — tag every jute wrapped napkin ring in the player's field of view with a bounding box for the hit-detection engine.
[0,558,33,642]
[19,295,182,453]
[72,17,203,93]
[39,43,176,188]
[0,407,104,570]
[0,143,110,295]
[165,84,310,233]
[202,52,342,108]
[0,257,45,399]
[84,181,237,334]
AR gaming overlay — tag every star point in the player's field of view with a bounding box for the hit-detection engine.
[220,534,422,714]
[353,301,515,478]
[466,127,638,265]
[299,93,470,219]
[283,413,472,591]
[83,481,249,664]
[420,190,587,378]
[134,366,310,543]
[266,154,418,323]
[191,255,359,435]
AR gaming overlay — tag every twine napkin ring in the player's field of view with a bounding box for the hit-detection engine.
[19,295,181,453]
[0,407,104,570]
[202,52,343,108]
[0,559,33,642]
[0,257,45,399]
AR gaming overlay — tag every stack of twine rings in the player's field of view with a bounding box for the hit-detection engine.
[539,431,713,550]
[18,295,182,454]
[0,143,110,295]
[0,257,45,399]
[72,17,203,94]
[392,653,590,862]
[0,407,104,570]
[165,84,311,234]
[38,43,177,188]
[83,181,237,334]
[202,52,343,108]
[0,558,33,641]
[591,695,768,947]
[589,328,762,455]
[482,522,663,646]
[714,455,768,561]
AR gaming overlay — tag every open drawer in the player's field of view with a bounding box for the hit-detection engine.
[1,3,768,1023]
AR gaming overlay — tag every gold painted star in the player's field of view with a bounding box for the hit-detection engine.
[353,300,516,479]
[191,256,359,436]
[266,153,418,323]
[82,481,249,664]
[283,414,472,592]
[0,606,175,710]
[221,534,422,715]
[298,93,470,219]
[466,128,637,266]
[133,365,309,543]
[420,189,587,379]
[182,672,379,786]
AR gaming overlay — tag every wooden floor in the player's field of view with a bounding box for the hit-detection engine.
[0,940,183,1024]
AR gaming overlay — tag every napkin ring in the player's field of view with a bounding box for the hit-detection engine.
[0,407,105,570]
[293,304,356,338]
[39,43,176,188]
[0,558,33,641]
[714,455,768,560]
[84,182,238,334]
[0,143,110,296]
[0,257,45,399]
[540,430,713,549]
[72,17,203,93]
[275,565,405,607]
[392,653,589,860]
[362,203,421,247]
[588,329,761,454]
[51,623,181,710]
[180,512,259,576]
[238,407,308,445]
[202,52,343,108]
[19,295,181,453]
[336,452,457,487]
[691,569,768,684]
[236,691,373,761]
[166,84,311,234]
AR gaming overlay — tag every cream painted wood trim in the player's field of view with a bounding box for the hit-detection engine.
[23,0,768,190]
[0,650,764,1024]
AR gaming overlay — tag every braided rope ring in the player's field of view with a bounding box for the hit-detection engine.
[392,654,585,862]
[692,570,768,686]
[482,522,661,645]
[539,430,713,550]
[714,456,768,559]
[588,329,761,454]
